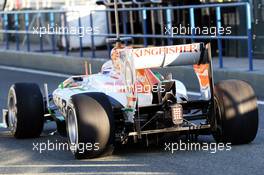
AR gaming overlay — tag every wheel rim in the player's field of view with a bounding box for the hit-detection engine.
[8,95,17,134]
[67,108,78,151]
[213,97,223,138]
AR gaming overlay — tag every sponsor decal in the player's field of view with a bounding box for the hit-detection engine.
[132,44,199,58]
[193,64,211,100]
[193,64,210,88]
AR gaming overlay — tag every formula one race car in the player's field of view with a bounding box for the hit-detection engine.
[0,42,259,159]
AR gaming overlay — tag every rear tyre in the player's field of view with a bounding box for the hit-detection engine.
[7,83,44,138]
[213,80,258,144]
[66,93,115,159]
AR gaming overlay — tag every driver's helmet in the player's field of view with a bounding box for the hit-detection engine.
[101,60,114,74]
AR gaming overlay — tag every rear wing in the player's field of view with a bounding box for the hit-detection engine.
[122,43,207,69]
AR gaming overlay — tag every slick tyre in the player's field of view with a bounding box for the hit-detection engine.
[66,93,115,159]
[213,80,258,144]
[7,83,44,138]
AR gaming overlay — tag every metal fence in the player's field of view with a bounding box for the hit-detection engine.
[0,1,254,70]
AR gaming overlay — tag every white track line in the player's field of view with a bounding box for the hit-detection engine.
[0,164,145,168]
[0,65,70,78]
[188,91,264,106]
[0,65,263,105]
[3,172,172,175]
[257,101,264,105]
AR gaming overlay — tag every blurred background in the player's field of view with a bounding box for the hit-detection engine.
[0,0,262,69]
